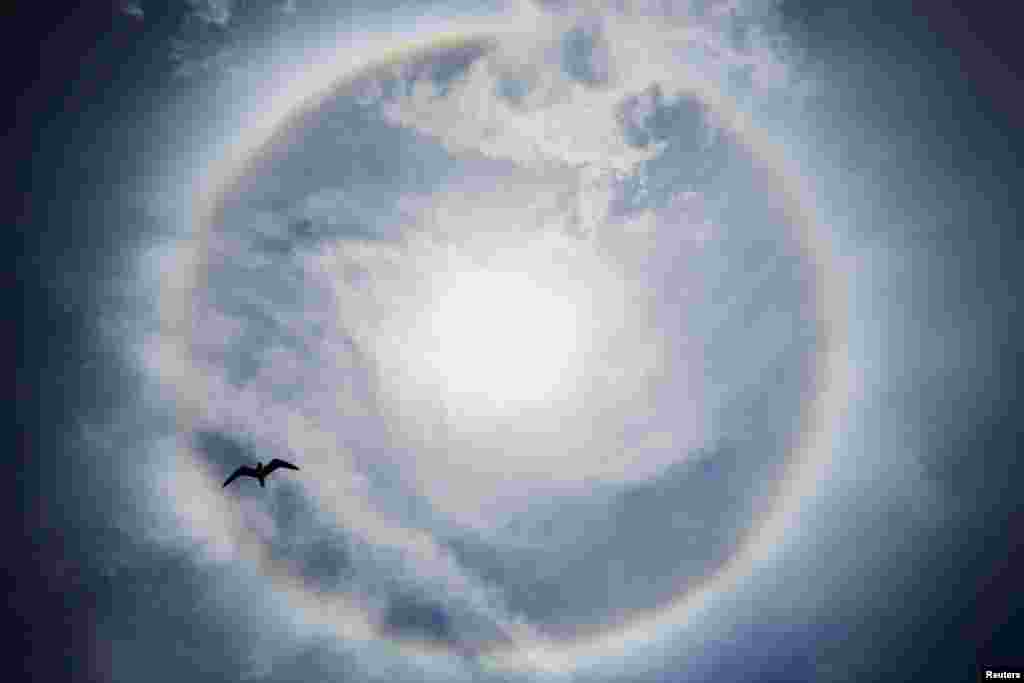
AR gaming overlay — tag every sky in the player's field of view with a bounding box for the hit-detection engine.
[14,1,1023,682]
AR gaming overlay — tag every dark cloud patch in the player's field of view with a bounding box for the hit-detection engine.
[194,429,255,472]
[265,482,315,534]
[297,536,354,590]
[381,595,456,645]
[264,488,346,556]
[194,431,296,490]
[287,216,317,242]
[253,233,296,257]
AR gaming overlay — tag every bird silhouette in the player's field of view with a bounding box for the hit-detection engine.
[223,458,300,488]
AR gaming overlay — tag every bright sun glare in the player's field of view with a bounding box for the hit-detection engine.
[425,270,580,406]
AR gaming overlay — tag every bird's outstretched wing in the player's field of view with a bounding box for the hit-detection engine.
[265,458,300,475]
[223,466,259,488]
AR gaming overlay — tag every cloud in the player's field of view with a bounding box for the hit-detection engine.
[302,169,713,527]
[189,0,233,26]
[381,42,666,174]
[59,0,1009,680]
[160,5,814,657]
[381,595,457,644]
[380,1,804,173]
[119,1,144,20]
[107,2,835,679]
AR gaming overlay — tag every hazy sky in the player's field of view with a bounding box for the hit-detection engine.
[15,2,1022,682]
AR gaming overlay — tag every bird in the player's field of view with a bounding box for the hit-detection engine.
[223,458,300,488]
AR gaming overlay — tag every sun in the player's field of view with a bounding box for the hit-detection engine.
[423,269,580,407]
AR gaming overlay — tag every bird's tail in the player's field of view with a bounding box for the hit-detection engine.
[259,478,265,488]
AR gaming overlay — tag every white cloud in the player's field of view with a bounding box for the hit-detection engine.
[381,41,664,174]
[300,161,709,531]
[382,0,802,176]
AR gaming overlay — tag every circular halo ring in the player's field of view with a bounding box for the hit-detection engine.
[164,16,849,674]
